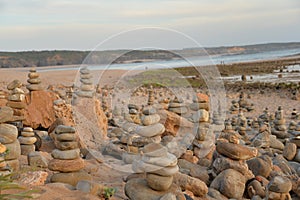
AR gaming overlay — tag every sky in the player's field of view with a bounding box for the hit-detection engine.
[0,0,299,51]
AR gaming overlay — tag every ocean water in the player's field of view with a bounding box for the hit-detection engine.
[37,47,300,72]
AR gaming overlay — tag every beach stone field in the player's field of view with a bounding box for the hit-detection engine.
[0,64,300,200]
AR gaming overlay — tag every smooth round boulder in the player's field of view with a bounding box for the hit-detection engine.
[51,148,80,160]
[0,124,18,144]
[134,123,165,137]
[146,173,173,191]
[4,140,21,160]
[50,171,92,187]
[28,72,39,79]
[283,142,297,160]
[0,107,14,124]
[141,114,160,126]
[268,176,292,193]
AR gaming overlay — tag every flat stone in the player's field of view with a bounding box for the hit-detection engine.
[134,123,165,137]
[21,131,35,137]
[18,136,37,145]
[146,173,173,191]
[21,144,35,155]
[28,151,49,168]
[0,106,14,123]
[7,80,22,90]
[56,133,77,141]
[23,127,33,132]
[48,158,85,172]
[168,107,188,115]
[168,103,183,108]
[143,108,157,115]
[141,114,160,126]
[76,180,103,195]
[142,143,168,157]
[142,153,177,167]
[6,101,26,109]
[0,124,18,144]
[8,94,25,102]
[55,125,76,134]
[152,165,179,176]
[4,139,21,160]
[19,171,48,186]
[192,109,209,122]
[12,88,25,94]
[268,176,292,193]
[80,78,93,84]
[80,74,92,79]
[51,148,80,160]
[189,102,209,111]
[80,67,90,74]
[55,141,79,150]
[80,84,94,91]
[26,84,43,91]
[27,78,41,84]
[216,141,257,160]
[50,171,92,187]
[76,91,94,98]
[210,169,246,199]
[283,142,297,160]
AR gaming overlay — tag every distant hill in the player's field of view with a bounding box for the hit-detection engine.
[0,42,300,68]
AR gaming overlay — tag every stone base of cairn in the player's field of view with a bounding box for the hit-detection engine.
[6,80,26,120]
[26,68,43,91]
[271,106,288,139]
[0,123,21,174]
[126,143,181,199]
[76,67,94,98]
[18,127,36,155]
[49,125,90,186]
[168,96,187,115]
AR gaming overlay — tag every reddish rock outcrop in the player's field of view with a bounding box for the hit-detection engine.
[23,91,59,129]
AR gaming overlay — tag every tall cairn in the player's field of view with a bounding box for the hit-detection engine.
[49,125,91,186]
[76,67,94,98]
[18,127,36,155]
[26,68,43,91]
[6,80,26,120]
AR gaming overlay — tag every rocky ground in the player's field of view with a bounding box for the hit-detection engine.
[0,58,300,200]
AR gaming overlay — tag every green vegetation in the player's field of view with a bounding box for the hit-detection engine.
[103,187,116,200]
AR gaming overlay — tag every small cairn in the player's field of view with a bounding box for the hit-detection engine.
[288,121,298,134]
[190,93,210,112]
[289,122,300,136]
[212,102,223,125]
[49,125,90,186]
[76,67,94,98]
[147,88,155,106]
[230,100,240,114]
[26,68,43,91]
[271,106,288,139]
[291,108,300,120]
[18,127,36,155]
[238,92,254,112]
[236,111,247,136]
[0,123,21,173]
[132,143,179,191]
[6,80,26,120]
[168,96,187,115]
[124,104,141,124]
[259,107,270,123]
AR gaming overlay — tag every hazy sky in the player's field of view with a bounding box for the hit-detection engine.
[0,0,299,51]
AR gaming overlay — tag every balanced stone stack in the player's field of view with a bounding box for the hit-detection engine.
[0,123,21,173]
[259,107,270,123]
[291,108,300,120]
[147,89,155,105]
[190,93,209,112]
[236,112,247,135]
[18,127,36,155]
[230,100,240,114]
[272,106,288,139]
[212,103,223,125]
[132,143,179,191]
[50,125,89,186]
[124,104,141,124]
[6,80,26,120]
[238,92,254,112]
[26,68,43,91]
[168,96,187,115]
[212,135,257,199]
[77,67,94,98]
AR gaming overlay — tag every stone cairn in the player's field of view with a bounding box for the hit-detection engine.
[76,67,94,98]
[18,127,36,155]
[238,92,254,112]
[132,143,179,191]
[6,80,26,120]
[230,100,240,114]
[49,125,89,186]
[0,123,21,174]
[26,68,43,91]
[271,106,288,139]
[211,131,257,199]
[124,104,141,124]
[236,111,247,136]
[168,96,187,115]
[212,101,223,125]
[291,108,300,120]
[147,89,155,106]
